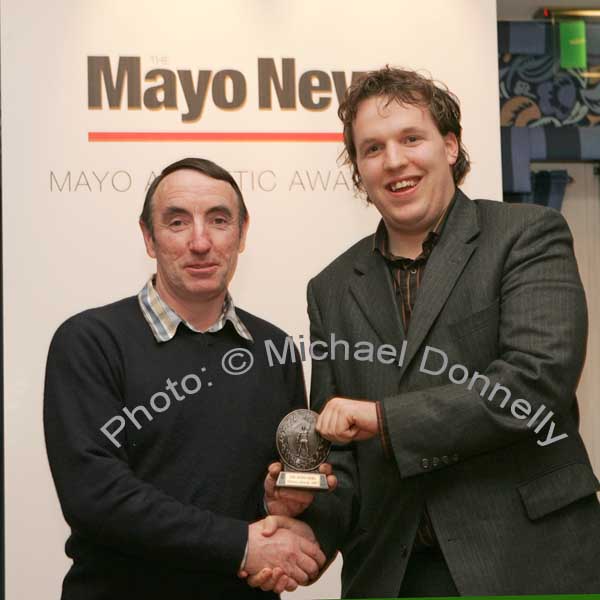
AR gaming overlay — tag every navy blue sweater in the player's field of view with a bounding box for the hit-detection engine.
[44,296,306,599]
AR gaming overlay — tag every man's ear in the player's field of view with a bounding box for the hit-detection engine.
[444,132,459,166]
[140,221,156,259]
[238,214,250,253]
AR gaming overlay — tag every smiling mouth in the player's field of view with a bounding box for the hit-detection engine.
[185,264,219,272]
[387,178,421,192]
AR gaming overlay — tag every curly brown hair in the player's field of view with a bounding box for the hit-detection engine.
[339,66,470,193]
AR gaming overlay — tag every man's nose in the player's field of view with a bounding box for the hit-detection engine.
[188,223,212,253]
[383,143,408,170]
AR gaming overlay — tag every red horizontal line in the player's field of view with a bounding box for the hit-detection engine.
[88,131,343,142]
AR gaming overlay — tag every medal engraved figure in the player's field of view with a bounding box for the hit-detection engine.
[297,425,310,461]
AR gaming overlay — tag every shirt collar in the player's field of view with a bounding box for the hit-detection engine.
[373,190,457,261]
[137,276,253,343]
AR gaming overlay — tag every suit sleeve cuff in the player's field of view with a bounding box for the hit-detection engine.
[376,400,393,459]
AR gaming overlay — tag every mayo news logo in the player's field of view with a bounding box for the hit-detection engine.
[87,56,365,122]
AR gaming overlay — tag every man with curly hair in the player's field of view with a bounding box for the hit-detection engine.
[253,67,600,598]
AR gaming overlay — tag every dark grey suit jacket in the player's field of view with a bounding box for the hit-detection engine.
[304,190,600,597]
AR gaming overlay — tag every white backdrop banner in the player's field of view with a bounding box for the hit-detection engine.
[1,1,500,598]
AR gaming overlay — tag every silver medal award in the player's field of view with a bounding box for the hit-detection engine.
[275,409,331,490]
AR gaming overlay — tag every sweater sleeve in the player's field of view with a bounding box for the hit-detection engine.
[43,314,247,574]
[256,338,308,520]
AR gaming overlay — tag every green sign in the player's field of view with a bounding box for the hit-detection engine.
[560,20,587,69]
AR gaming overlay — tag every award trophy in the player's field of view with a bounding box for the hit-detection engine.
[275,409,331,490]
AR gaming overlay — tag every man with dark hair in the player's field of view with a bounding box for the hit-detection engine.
[256,67,600,597]
[44,157,326,599]
[140,157,249,235]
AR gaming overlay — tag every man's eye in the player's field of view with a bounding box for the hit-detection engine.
[169,219,185,228]
[365,144,380,155]
[211,216,231,226]
[405,135,420,144]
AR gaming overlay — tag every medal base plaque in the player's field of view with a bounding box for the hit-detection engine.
[276,471,328,490]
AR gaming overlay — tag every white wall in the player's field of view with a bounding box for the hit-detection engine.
[1,1,501,598]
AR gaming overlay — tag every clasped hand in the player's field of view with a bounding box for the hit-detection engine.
[239,515,324,593]
[239,462,336,592]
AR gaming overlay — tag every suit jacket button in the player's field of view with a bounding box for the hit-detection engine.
[401,545,408,558]
[421,458,430,469]
[432,456,440,467]
[442,455,450,464]
[452,453,459,463]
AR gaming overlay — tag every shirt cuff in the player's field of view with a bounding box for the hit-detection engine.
[376,400,392,459]
[239,540,249,571]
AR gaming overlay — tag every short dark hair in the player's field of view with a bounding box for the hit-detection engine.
[338,66,471,193]
[140,157,248,236]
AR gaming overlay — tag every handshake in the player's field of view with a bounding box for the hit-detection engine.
[238,462,337,594]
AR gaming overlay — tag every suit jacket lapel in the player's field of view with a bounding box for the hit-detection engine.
[350,250,406,351]
[402,190,480,371]
[348,191,480,372]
